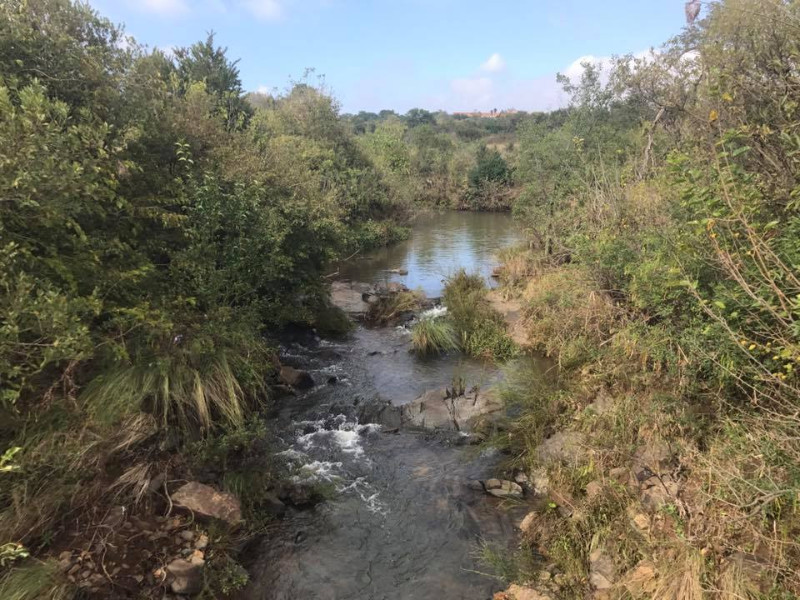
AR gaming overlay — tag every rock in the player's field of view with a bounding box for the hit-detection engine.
[179,530,195,542]
[166,557,205,596]
[400,387,503,431]
[385,281,408,294]
[278,483,321,507]
[486,479,523,499]
[589,547,616,590]
[623,560,658,596]
[609,467,633,487]
[530,467,550,496]
[467,480,485,491]
[172,482,243,526]
[536,431,587,465]
[639,474,680,510]
[491,265,504,279]
[514,472,529,485]
[102,505,126,529]
[585,480,603,500]
[330,281,373,316]
[279,366,314,390]
[494,584,554,600]
[720,552,771,593]
[262,493,287,518]
[628,508,651,533]
[388,268,409,276]
[633,441,673,476]
[519,511,538,534]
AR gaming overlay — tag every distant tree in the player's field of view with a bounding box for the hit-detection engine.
[405,108,435,128]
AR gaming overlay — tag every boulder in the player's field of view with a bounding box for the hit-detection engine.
[279,366,314,390]
[166,556,205,595]
[400,387,503,431]
[172,482,242,526]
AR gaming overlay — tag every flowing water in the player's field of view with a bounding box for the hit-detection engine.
[244,212,541,600]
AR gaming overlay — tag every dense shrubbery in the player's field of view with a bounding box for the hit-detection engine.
[0,0,411,589]
[496,0,800,594]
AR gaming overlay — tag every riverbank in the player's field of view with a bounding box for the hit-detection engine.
[484,246,798,599]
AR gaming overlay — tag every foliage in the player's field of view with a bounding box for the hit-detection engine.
[0,561,71,600]
[501,0,800,594]
[443,270,517,361]
[411,316,458,355]
[0,0,413,588]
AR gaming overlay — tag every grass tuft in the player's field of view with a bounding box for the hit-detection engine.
[411,317,458,355]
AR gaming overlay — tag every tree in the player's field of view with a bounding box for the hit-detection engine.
[174,32,253,130]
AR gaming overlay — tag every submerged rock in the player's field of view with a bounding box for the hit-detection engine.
[172,482,242,526]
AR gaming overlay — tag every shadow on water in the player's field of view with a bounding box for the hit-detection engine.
[243,212,544,600]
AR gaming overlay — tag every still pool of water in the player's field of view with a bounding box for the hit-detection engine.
[339,211,522,298]
[244,212,537,600]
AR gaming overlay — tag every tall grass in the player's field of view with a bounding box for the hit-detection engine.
[411,317,458,355]
[0,561,71,600]
[82,350,264,434]
[443,270,517,361]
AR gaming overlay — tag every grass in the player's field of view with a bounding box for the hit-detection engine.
[82,350,263,434]
[411,317,458,355]
[366,290,424,324]
[443,269,518,361]
[0,561,71,600]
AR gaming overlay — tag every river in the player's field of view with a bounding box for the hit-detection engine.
[243,212,537,600]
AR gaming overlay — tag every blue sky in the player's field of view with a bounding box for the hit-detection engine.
[86,0,690,113]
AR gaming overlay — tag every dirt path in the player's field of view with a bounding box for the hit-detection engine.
[486,290,529,347]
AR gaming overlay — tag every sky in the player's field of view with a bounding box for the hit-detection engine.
[85,0,691,114]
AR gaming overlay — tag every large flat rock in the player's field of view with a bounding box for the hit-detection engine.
[330,281,373,316]
[401,387,503,431]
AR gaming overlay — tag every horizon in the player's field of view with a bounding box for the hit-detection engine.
[85,0,691,114]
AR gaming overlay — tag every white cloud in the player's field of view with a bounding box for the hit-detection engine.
[256,85,272,94]
[140,0,189,15]
[480,53,506,73]
[242,0,284,20]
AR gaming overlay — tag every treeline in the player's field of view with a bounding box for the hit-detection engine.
[492,0,800,595]
[342,107,567,211]
[0,0,413,589]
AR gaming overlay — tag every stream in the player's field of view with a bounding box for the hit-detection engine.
[243,212,543,600]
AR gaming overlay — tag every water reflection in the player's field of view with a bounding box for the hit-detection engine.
[339,211,521,298]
